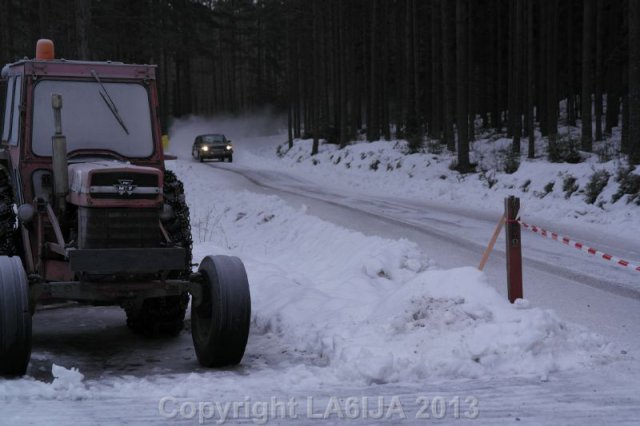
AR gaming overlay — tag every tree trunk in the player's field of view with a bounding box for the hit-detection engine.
[495,0,505,132]
[567,0,577,126]
[286,14,294,149]
[338,2,348,147]
[509,0,522,153]
[441,0,455,151]
[456,0,470,171]
[467,0,475,141]
[594,0,604,142]
[367,0,379,141]
[527,0,535,158]
[311,0,320,155]
[546,1,559,149]
[581,0,594,151]
[538,0,548,136]
[629,0,640,162]
[377,0,389,141]
[605,1,622,134]
[430,0,442,140]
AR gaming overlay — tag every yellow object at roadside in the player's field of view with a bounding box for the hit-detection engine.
[162,134,169,150]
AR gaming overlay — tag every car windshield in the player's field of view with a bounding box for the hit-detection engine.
[202,135,225,143]
[32,79,154,157]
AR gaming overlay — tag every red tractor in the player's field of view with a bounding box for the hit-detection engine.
[0,40,251,376]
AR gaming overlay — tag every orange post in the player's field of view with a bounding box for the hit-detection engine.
[504,196,523,303]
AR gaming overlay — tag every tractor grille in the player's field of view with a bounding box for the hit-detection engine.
[78,207,160,249]
[91,172,158,187]
[90,172,160,200]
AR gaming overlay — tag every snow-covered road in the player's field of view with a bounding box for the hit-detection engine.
[2,120,639,425]
[207,139,640,355]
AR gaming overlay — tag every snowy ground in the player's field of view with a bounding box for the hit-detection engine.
[1,116,639,425]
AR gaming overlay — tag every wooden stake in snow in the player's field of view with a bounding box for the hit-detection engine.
[478,215,505,271]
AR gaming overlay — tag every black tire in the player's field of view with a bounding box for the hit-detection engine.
[191,255,251,367]
[125,170,192,336]
[228,154,233,163]
[0,256,31,377]
[0,168,17,256]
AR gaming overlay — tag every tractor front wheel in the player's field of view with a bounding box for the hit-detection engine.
[191,255,251,367]
[0,256,31,377]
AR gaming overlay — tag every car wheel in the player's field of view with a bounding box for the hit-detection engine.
[228,154,233,163]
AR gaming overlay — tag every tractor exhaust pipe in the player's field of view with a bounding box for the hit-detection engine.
[51,94,68,214]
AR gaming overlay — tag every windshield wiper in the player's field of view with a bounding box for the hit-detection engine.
[67,149,126,161]
[91,69,129,135]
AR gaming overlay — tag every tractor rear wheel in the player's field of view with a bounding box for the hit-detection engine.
[191,255,251,367]
[125,170,192,336]
[0,168,17,256]
[0,256,31,377]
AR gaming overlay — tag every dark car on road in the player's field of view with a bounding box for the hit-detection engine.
[192,134,233,162]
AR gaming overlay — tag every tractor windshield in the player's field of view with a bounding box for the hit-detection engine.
[31,80,154,158]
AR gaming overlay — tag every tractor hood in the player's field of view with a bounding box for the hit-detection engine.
[67,161,163,208]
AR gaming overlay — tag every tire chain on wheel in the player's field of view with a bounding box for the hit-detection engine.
[0,168,16,257]
[125,170,193,336]
[163,169,193,278]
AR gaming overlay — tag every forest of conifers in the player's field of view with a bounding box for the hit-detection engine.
[1,0,640,166]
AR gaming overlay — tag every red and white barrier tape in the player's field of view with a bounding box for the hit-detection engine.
[518,220,640,273]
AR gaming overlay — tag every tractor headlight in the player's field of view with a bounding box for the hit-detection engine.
[226,144,233,151]
[201,146,209,152]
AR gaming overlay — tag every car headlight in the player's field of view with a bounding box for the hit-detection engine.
[226,144,233,151]
[201,146,209,152]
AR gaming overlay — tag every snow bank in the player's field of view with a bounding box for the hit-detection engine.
[179,159,612,385]
[246,136,639,236]
[0,364,90,400]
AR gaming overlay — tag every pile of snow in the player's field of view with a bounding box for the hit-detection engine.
[178,159,613,385]
[0,364,90,401]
